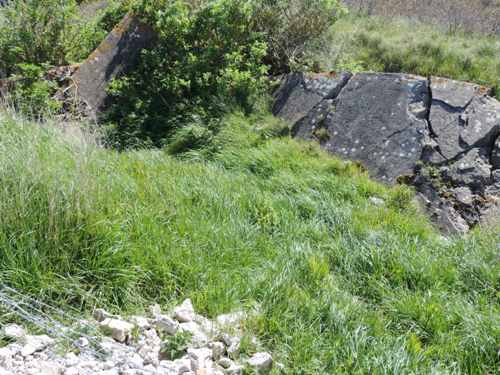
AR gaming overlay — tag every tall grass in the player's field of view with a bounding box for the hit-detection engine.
[327,15,500,99]
[0,111,498,373]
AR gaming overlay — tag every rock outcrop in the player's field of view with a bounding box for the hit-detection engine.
[274,72,500,234]
[65,14,156,119]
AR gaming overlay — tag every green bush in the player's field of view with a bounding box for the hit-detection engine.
[104,0,268,149]
[0,0,78,76]
[6,63,61,119]
[251,0,345,73]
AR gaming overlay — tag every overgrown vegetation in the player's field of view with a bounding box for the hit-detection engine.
[104,0,343,148]
[0,0,124,117]
[0,2,499,373]
[327,14,500,98]
[0,112,498,373]
[343,0,500,35]
[104,0,269,148]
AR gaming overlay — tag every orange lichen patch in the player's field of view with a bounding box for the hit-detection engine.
[432,75,492,96]
[84,14,135,62]
[307,71,340,79]
[475,85,493,96]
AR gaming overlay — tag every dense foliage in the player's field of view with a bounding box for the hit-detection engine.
[0,112,498,373]
[104,0,268,149]
[0,0,124,117]
[105,0,343,148]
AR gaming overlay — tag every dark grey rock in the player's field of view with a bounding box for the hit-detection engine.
[429,78,499,160]
[68,14,156,119]
[292,73,430,183]
[491,136,500,170]
[430,76,491,108]
[274,71,500,234]
[273,72,351,126]
[443,148,492,191]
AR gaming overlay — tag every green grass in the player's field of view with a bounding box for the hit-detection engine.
[0,111,498,373]
[327,15,500,99]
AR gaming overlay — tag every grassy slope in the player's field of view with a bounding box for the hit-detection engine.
[327,15,500,99]
[0,112,498,374]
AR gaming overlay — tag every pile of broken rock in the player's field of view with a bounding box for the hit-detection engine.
[0,299,277,375]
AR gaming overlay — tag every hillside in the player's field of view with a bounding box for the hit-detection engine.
[0,1,499,374]
[0,111,498,374]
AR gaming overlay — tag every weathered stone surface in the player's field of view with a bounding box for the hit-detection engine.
[69,14,156,118]
[429,78,500,160]
[174,299,196,323]
[292,73,430,183]
[272,72,351,126]
[274,72,500,234]
[99,318,134,343]
[247,352,273,374]
[492,136,500,169]
[442,148,492,190]
[155,314,179,335]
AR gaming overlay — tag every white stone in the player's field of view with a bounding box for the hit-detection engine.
[64,352,79,367]
[224,365,243,375]
[173,356,192,373]
[37,361,63,375]
[126,352,144,369]
[155,314,179,335]
[226,339,240,360]
[247,352,273,374]
[21,335,54,357]
[100,318,134,343]
[187,347,212,371]
[130,316,151,330]
[93,308,119,323]
[64,368,79,375]
[0,346,15,361]
[217,357,233,369]
[179,322,209,347]
[174,299,195,323]
[3,324,25,339]
[215,312,245,328]
[194,315,217,336]
[149,304,162,316]
[75,337,90,348]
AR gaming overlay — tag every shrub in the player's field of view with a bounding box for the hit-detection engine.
[0,0,78,76]
[251,0,345,73]
[104,0,268,149]
[6,63,61,119]
[0,0,123,76]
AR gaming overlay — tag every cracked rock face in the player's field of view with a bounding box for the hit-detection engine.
[273,72,500,234]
